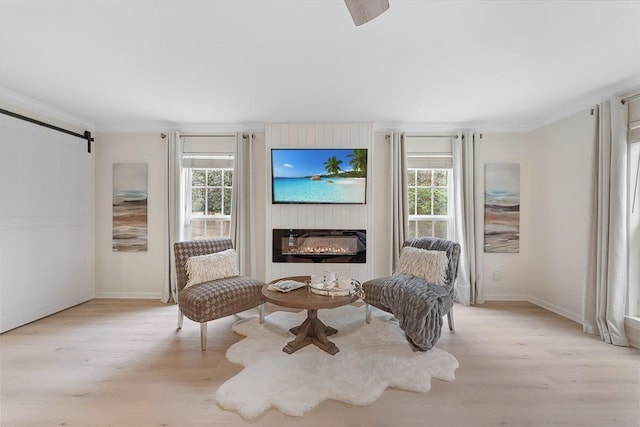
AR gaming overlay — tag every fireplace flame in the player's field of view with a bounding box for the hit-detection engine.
[274,230,365,263]
[285,245,356,256]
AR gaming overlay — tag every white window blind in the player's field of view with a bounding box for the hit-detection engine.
[182,156,234,169]
[182,135,235,167]
[405,136,453,168]
[182,135,236,154]
[407,155,453,169]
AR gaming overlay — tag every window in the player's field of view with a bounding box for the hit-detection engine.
[404,136,455,240]
[180,134,236,241]
[188,167,233,240]
[407,168,453,239]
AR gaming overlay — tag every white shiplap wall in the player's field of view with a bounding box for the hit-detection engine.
[265,123,374,282]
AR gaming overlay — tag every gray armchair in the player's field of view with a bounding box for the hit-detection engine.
[362,237,460,351]
[173,239,265,351]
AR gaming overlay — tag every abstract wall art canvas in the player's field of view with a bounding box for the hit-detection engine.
[112,163,148,252]
[484,163,520,253]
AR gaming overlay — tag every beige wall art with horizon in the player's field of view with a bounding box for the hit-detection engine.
[112,163,148,252]
[484,163,520,253]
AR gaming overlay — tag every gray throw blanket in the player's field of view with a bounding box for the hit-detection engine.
[381,273,451,351]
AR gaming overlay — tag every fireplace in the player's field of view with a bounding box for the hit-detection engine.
[273,229,366,263]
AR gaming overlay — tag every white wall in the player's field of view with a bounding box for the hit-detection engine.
[0,114,94,332]
[87,111,613,329]
[94,132,167,298]
[475,111,597,323]
[475,133,531,301]
[371,131,392,278]
[526,110,597,322]
[94,126,386,290]
[250,132,267,281]
[95,131,270,296]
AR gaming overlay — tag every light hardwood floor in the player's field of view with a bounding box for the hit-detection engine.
[1,300,638,427]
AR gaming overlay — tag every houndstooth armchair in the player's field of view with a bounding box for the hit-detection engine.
[173,239,265,351]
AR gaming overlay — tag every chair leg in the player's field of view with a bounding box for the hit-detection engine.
[177,310,184,330]
[447,307,455,332]
[365,303,372,324]
[200,322,207,351]
[259,303,265,324]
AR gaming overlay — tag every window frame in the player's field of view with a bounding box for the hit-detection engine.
[186,167,233,240]
[406,167,454,240]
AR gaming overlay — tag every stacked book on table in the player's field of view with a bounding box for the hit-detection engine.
[267,280,307,293]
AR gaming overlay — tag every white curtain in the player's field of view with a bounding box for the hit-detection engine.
[583,99,629,346]
[452,131,481,305]
[163,131,183,303]
[181,157,193,241]
[230,133,256,277]
[390,132,407,270]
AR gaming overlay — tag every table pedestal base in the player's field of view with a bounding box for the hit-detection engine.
[284,309,339,355]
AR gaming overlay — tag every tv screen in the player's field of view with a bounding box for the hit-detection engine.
[271,148,367,204]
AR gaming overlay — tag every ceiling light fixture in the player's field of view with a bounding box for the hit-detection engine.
[344,0,390,26]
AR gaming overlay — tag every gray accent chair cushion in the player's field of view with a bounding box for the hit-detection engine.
[362,237,460,351]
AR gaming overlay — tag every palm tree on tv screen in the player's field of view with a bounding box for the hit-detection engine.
[323,156,343,175]
[347,149,367,177]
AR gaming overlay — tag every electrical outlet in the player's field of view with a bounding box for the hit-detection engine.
[492,271,503,281]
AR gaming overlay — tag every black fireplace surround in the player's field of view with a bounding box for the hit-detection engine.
[272,229,366,263]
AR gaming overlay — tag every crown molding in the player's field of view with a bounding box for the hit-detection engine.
[377,74,640,134]
[374,123,459,133]
[0,86,95,131]
[96,121,265,133]
[373,121,533,134]
[6,73,640,136]
[102,121,530,135]
[524,73,640,132]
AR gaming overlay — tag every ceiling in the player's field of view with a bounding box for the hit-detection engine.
[1,0,639,131]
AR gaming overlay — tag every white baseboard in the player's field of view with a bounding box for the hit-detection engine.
[483,293,582,324]
[94,292,163,300]
[482,293,528,301]
[525,295,582,324]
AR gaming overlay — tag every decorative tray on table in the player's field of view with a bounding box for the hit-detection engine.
[308,282,350,297]
[308,279,365,299]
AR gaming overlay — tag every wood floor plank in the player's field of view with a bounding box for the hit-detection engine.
[1,300,638,426]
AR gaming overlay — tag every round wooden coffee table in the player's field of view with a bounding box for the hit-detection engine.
[262,276,358,355]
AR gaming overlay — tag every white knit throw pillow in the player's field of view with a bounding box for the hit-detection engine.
[185,248,240,288]
[396,246,448,286]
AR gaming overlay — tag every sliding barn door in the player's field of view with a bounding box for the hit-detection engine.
[0,114,94,332]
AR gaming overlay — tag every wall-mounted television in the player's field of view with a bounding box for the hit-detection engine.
[271,148,367,204]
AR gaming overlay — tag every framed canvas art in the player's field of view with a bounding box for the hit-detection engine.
[484,163,520,253]
[112,163,148,252]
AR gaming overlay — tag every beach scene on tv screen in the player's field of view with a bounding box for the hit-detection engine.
[272,148,367,203]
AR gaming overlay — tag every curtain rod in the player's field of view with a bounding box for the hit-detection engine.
[385,133,458,139]
[0,108,94,153]
[622,93,640,104]
[406,134,458,138]
[179,133,237,138]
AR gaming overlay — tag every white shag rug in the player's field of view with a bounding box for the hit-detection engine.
[215,305,459,419]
